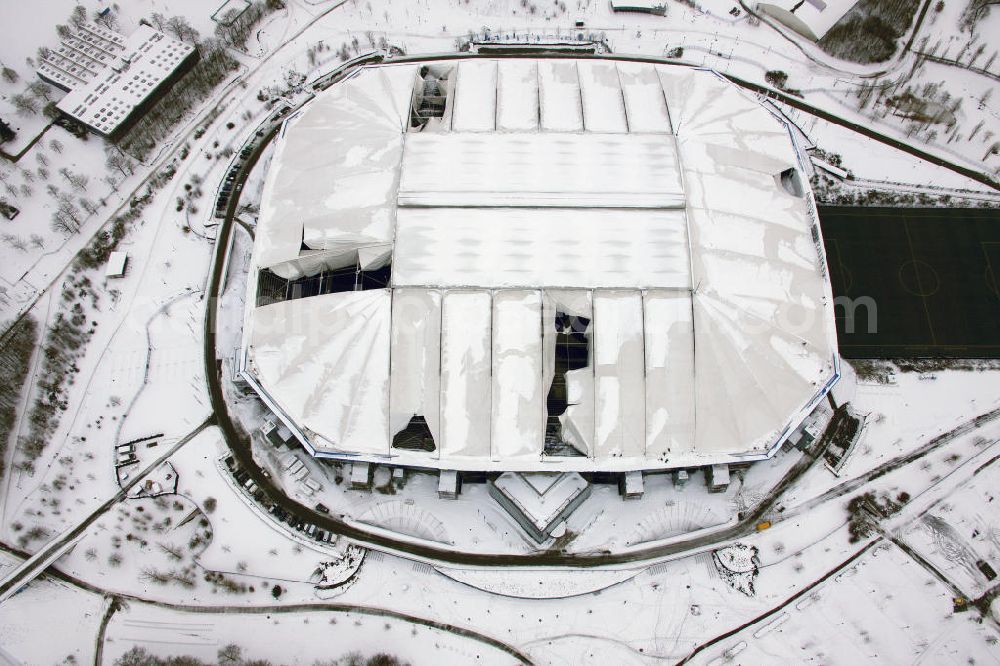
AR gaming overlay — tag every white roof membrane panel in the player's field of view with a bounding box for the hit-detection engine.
[577,60,628,132]
[537,60,584,131]
[439,290,493,459]
[389,289,442,447]
[398,132,684,207]
[251,290,391,455]
[617,62,672,133]
[451,59,498,132]
[257,65,417,279]
[496,60,540,131]
[392,207,691,289]
[491,291,546,460]
[593,291,647,460]
[642,290,695,460]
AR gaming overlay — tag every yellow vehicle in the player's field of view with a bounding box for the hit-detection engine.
[756,521,772,531]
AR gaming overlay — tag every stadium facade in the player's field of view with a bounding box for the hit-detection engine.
[238,56,840,473]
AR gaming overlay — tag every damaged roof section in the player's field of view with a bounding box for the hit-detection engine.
[245,58,839,472]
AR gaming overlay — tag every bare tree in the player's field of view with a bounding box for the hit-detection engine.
[28,81,53,102]
[102,174,120,192]
[165,15,199,43]
[2,234,27,252]
[217,644,243,666]
[29,234,44,249]
[94,9,119,30]
[105,147,134,177]
[51,206,81,235]
[70,173,89,191]
[78,197,98,215]
[11,93,39,115]
[970,43,987,67]
[35,152,48,167]
[149,12,167,31]
[56,191,76,208]
[49,138,63,154]
[56,24,73,40]
[70,5,88,27]
[1,67,18,84]
[19,183,32,198]
[57,168,88,191]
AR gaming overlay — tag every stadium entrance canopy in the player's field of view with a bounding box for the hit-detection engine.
[241,57,839,472]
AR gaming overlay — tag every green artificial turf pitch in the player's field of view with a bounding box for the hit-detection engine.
[818,206,1000,358]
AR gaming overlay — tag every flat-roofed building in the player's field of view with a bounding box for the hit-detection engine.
[38,23,196,137]
[609,0,668,16]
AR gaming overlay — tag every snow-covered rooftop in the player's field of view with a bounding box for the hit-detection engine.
[36,22,128,91]
[52,25,196,136]
[105,251,128,278]
[609,0,668,15]
[491,471,590,537]
[244,57,839,472]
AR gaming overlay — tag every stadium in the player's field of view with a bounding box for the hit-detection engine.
[238,56,840,475]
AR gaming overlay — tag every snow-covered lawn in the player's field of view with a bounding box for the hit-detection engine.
[690,543,999,665]
[101,597,518,666]
[895,456,1000,599]
[778,101,999,194]
[0,551,105,666]
[781,364,1000,512]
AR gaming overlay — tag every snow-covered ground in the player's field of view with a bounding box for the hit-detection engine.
[895,456,1000,600]
[691,542,999,665]
[100,597,520,665]
[0,551,104,666]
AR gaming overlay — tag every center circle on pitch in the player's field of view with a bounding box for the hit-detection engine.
[899,260,940,297]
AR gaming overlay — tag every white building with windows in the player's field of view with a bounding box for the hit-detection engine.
[239,57,840,474]
[37,23,196,137]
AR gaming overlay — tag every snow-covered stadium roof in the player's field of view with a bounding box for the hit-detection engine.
[243,57,839,472]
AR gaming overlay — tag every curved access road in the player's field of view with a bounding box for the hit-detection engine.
[0,545,532,666]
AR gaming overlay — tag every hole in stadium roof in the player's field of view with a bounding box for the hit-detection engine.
[779,167,805,197]
[409,64,453,132]
[544,310,591,458]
